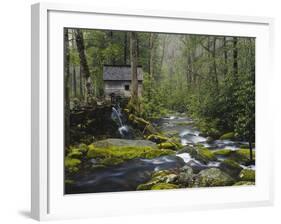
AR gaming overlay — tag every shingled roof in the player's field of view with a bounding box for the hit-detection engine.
[103,65,143,81]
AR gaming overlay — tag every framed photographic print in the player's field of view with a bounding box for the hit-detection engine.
[31,2,274,221]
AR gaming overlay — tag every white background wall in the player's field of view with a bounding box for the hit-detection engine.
[0,0,279,223]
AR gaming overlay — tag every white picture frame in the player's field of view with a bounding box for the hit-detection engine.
[31,2,274,221]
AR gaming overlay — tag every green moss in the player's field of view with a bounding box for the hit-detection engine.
[151,170,172,179]
[65,157,81,173]
[67,149,83,159]
[188,147,217,164]
[86,145,174,166]
[197,148,217,163]
[239,169,255,181]
[157,142,175,150]
[151,183,179,190]
[233,181,255,186]
[100,157,124,166]
[219,132,235,140]
[137,181,158,190]
[174,121,193,126]
[65,179,74,185]
[212,149,232,156]
[194,168,235,187]
[220,159,243,177]
[230,149,255,164]
[78,143,88,152]
[161,130,178,137]
[147,134,169,143]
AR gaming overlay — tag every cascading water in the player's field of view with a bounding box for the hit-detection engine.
[111,104,130,138]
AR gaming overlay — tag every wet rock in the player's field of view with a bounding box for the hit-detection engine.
[193,168,235,187]
[233,181,255,186]
[93,138,157,148]
[239,169,255,182]
[229,149,255,165]
[187,147,217,164]
[178,165,194,187]
[219,132,235,140]
[219,159,243,178]
[151,183,179,190]
[186,160,206,174]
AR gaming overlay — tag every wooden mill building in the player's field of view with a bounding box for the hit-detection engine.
[103,65,143,100]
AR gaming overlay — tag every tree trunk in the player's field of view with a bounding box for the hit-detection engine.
[79,66,84,99]
[64,29,70,147]
[223,37,228,76]
[249,140,253,164]
[233,37,238,77]
[149,33,155,77]
[71,30,77,97]
[124,32,127,64]
[129,31,140,113]
[212,37,218,89]
[75,29,94,103]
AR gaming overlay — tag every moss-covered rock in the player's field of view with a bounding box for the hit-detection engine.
[239,169,255,181]
[212,149,232,157]
[147,134,169,144]
[219,159,242,178]
[219,132,235,140]
[67,149,83,159]
[233,181,255,186]
[86,143,174,166]
[178,165,194,187]
[151,183,179,190]
[188,147,217,164]
[92,138,157,148]
[137,169,179,190]
[230,149,255,165]
[65,157,81,173]
[78,143,89,152]
[194,168,235,187]
[157,142,178,150]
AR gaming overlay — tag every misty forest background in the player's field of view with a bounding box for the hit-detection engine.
[64,28,255,156]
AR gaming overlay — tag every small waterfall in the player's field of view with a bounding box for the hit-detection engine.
[111,107,123,127]
[111,104,130,138]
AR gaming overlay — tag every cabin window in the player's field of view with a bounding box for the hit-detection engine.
[124,85,130,91]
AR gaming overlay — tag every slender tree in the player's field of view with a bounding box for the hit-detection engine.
[75,29,94,103]
[64,28,70,147]
[233,37,238,77]
[124,32,128,64]
[129,31,140,113]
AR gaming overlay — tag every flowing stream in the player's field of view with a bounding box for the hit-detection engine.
[68,112,255,194]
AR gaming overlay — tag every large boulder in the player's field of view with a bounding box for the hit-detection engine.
[187,146,217,164]
[193,168,235,187]
[93,138,157,148]
[219,159,243,178]
[239,169,255,182]
[137,170,179,190]
[178,165,194,187]
[229,149,255,165]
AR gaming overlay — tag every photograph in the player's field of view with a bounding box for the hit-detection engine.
[64,28,255,194]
